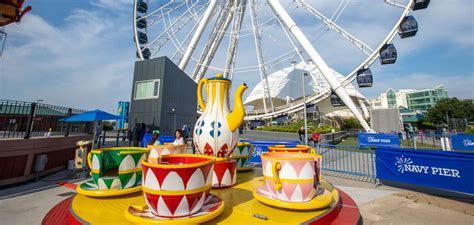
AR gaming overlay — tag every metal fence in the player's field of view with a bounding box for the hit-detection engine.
[0,99,91,139]
[315,144,376,183]
[399,133,454,150]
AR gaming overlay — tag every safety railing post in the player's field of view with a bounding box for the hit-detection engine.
[24,102,36,139]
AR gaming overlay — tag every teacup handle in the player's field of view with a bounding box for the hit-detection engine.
[87,152,92,169]
[272,161,282,191]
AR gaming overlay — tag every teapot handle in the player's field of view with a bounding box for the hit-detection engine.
[197,78,208,111]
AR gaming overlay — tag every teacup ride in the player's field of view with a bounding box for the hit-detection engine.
[76,147,148,197]
[124,154,225,224]
[43,157,360,225]
[253,152,331,210]
[232,142,256,172]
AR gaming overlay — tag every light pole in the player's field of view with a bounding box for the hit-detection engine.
[302,71,308,145]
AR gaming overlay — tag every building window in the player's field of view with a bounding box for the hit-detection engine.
[134,79,160,100]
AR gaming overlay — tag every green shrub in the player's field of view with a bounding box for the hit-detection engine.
[256,121,339,134]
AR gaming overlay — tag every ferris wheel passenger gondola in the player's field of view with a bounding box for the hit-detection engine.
[0,0,31,26]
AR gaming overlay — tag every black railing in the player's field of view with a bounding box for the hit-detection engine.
[0,99,92,139]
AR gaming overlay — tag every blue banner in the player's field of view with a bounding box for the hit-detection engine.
[451,134,474,151]
[141,134,175,147]
[240,140,300,164]
[358,133,400,147]
[376,147,474,195]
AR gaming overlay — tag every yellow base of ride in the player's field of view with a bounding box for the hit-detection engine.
[236,163,255,172]
[71,168,339,224]
[75,184,142,197]
[253,186,335,210]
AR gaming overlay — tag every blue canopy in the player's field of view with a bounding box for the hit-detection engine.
[60,109,121,122]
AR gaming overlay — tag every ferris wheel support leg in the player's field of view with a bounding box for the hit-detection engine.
[267,0,373,132]
[359,99,370,119]
[179,0,219,71]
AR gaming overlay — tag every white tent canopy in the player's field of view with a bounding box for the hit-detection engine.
[244,62,365,110]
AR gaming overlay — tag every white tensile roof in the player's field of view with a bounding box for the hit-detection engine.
[244,62,366,107]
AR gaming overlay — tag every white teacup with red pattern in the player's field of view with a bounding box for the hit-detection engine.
[141,154,215,218]
[261,152,321,202]
[147,144,187,163]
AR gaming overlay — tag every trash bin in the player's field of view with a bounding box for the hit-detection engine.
[67,160,75,170]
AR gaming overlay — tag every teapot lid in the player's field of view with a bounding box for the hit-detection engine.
[207,73,231,82]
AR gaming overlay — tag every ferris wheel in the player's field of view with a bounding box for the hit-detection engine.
[133,0,430,132]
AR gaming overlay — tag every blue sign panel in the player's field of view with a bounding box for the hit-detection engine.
[376,147,474,195]
[240,140,300,164]
[358,133,400,147]
[451,134,474,151]
[141,134,175,147]
[116,101,129,129]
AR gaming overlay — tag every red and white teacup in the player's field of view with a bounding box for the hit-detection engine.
[147,144,187,163]
[268,145,311,153]
[212,158,237,188]
[261,152,321,202]
[141,154,215,218]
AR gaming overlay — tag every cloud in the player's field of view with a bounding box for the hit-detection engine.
[0,6,135,112]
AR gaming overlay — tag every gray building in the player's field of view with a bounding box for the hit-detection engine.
[129,56,197,136]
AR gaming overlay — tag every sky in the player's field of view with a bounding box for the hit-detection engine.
[0,0,473,113]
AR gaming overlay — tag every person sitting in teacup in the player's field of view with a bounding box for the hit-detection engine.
[150,131,161,145]
[173,129,186,145]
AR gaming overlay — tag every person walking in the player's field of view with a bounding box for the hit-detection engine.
[139,123,147,146]
[298,126,306,144]
[132,123,140,147]
[181,122,190,140]
[312,131,321,151]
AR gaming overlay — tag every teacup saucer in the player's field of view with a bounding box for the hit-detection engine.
[124,194,224,224]
[237,163,255,172]
[76,179,142,197]
[253,185,334,210]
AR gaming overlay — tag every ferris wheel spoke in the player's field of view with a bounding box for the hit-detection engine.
[171,13,205,62]
[192,1,235,81]
[147,1,205,57]
[141,0,187,22]
[224,0,247,80]
[250,0,274,113]
[295,0,374,56]
[383,0,407,9]
[179,0,219,70]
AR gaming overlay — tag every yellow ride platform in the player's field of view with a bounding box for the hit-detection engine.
[70,168,339,224]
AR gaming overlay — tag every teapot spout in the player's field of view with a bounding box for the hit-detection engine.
[226,83,248,132]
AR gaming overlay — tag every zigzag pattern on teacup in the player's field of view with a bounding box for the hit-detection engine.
[212,166,236,187]
[91,152,146,190]
[262,160,316,202]
[143,166,213,191]
[142,166,214,217]
[144,190,208,217]
[233,144,252,156]
[148,145,187,163]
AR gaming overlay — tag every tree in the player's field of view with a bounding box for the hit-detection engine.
[426,98,474,124]
[342,117,362,130]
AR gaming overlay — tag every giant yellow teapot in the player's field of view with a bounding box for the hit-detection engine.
[193,74,247,158]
